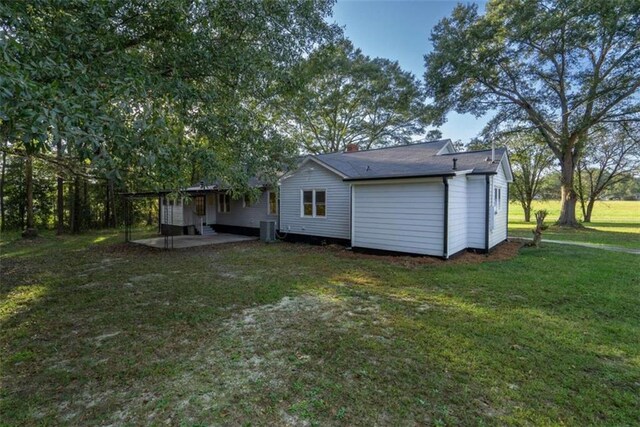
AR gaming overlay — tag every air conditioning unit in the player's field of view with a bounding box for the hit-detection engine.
[260,220,276,243]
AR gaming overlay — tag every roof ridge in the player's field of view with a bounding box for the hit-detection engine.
[438,147,506,156]
[314,139,451,157]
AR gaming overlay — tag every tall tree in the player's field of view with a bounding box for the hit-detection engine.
[284,40,432,154]
[425,0,640,226]
[0,150,5,232]
[1,0,338,236]
[56,140,64,234]
[467,131,555,222]
[22,156,36,237]
[576,123,640,222]
[508,134,556,222]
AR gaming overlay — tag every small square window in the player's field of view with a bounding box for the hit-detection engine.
[303,190,313,204]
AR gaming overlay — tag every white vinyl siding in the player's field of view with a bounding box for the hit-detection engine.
[489,164,509,248]
[447,176,467,256]
[279,162,350,239]
[182,198,196,226]
[352,180,445,256]
[466,175,487,249]
[216,190,278,229]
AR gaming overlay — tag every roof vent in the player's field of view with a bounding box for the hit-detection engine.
[346,143,359,152]
[452,158,458,170]
[366,165,371,171]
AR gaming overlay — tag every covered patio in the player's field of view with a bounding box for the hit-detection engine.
[131,233,258,249]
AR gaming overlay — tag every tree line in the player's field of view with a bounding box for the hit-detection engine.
[1,0,638,236]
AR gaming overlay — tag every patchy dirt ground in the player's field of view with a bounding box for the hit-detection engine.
[284,240,523,267]
[100,239,523,267]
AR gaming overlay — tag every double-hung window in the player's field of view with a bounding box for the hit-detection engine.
[301,190,326,218]
[268,191,278,215]
[218,193,231,213]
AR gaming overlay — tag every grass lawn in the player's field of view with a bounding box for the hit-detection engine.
[1,230,639,426]
[509,200,640,249]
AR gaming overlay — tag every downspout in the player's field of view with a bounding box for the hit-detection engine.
[443,177,449,259]
[505,182,509,241]
[485,175,490,252]
[277,184,281,233]
[349,184,353,246]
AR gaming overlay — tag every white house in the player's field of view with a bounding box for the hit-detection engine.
[159,139,512,258]
[278,139,512,258]
[158,177,279,237]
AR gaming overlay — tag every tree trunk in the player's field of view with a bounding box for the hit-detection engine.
[584,198,596,223]
[56,140,64,235]
[56,174,64,234]
[22,156,38,238]
[104,181,110,228]
[523,202,531,223]
[0,151,6,232]
[109,180,117,227]
[83,178,89,229]
[557,154,579,227]
[71,176,81,233]
[530,210,548,248]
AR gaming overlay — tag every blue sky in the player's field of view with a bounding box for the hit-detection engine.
[330,0,488,143]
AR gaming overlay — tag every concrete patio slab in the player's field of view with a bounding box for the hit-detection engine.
[131,233,258,249]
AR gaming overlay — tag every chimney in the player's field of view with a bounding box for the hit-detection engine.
[491,140,495,162]
[345,143,359,152]
[452,158,458,170]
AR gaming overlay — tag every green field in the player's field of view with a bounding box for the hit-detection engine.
[509,200,640,248]
[1,229,639,426]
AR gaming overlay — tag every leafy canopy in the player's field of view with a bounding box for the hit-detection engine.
[425,0,640,160]
[1,0,338,190]
[282,40,432,154]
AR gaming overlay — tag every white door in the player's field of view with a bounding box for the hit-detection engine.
[206,194,216,224]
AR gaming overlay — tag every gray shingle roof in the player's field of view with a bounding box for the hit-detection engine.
[310,140,507,181]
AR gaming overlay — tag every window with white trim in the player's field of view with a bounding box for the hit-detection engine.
[218,193,231,213]
[268,191,278,215]
[242,195,252,208]
[494,187,501,213]
[301,189,326,217]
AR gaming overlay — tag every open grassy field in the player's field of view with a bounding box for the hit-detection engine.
[509,200,640,248]
[1,230,639,426]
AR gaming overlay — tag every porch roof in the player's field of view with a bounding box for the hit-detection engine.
[120,177,270,198]
[183,177,268,192]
